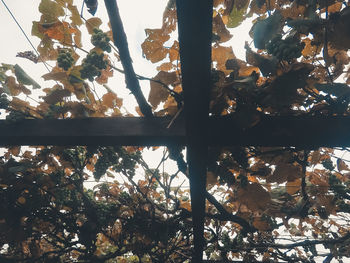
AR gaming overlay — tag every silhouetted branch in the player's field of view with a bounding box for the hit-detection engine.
[104,0,153,117]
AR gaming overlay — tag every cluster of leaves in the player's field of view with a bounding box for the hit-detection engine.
[0,0,350,262]
[0,146,193,262]
[138,0,350,262]
[0,0,124,121]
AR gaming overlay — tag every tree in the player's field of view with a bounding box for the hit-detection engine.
[1,0,350,262]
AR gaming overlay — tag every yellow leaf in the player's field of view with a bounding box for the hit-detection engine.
[86,163,95,172]
[73,27,82,47]
[252,217,271,231]
[309,150,321,165]
[213,14,232,42]
[39,0,65,23]
[9,146,21,156]
[85,17,102,34]
[96,65,113,84]
[286,178,301,195]
[237,182,271,211]
[6,76,31,96]
[148,71,177,108]
[212,45,235,74]
[17,196,26,205]
[157,62,174,72]
[267,164,301,183]
[102,92,122,108]
[42,70,67,81]
[43,85,71,104]
[44,21,76,45]
[68,3,83,26]
[168,40,179,62]
[37,36,58,61]
[141,41,168,63]
[180,200,192,212]
[337,159,349,171]
[302,38,321,58]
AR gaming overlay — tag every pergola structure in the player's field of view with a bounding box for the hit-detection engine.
[1,1,350,262]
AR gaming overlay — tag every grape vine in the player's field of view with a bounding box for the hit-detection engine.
[266,34,305,61]
[80,51,108,81]
[91,28,111,53]
[57,49,75,71]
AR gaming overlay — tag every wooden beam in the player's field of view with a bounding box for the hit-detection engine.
[0,115,350,147]
[176,0,213,261]
[0,117,182,146]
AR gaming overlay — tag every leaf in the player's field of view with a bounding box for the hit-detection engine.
[14,64,41,89]
[68,3,83,26]
[37,36,58,61]
[286,179,301,195]
[9,146,21,156]
[148,71,177,108]
[73,27,82,47]
[226,0,249,28]
[213,14,232,42]
[252,10,284,49]
[267,164,301,183]
[286,18,323,35]
[262,63,314,108]
[85,17,102,34]
[141,28,170,63]
[102,92,122,108]
[141,40,168,63]
[17,196,26,205]
[179,200,191,212]
[168,41,179,62]
[157,62,174,72]
[314,83,350,97]
[253,217,271,231]
[42,85,71,104]
[237,182,271,211]
[212,45,236,74]
[5,76,31,96]
[96,65,113,84]
[39,0,65,23]
[309,150,321,165]
[302,38,321,58]
[44,21,76,45]
[42,71,67,82]
[337,159,349,171]
[245,44,277,76]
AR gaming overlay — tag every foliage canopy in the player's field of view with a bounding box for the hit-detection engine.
[1,0,350,262]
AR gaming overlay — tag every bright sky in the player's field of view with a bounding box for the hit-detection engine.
[0,0,169,110]
[0,0,179,173]
[0,0,252,184]
[0,0,256,181]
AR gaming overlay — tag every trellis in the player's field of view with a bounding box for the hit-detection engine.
[1,1,350,262]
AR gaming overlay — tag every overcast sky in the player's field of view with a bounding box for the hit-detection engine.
[0,0,169,110]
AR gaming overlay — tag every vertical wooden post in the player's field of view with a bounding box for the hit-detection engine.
[176,1,213,262]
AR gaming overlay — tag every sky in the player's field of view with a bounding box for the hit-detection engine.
[0,1,345,261]
[0,0,250,171]
[0,0,179,174]
[0,0,254,188]
[0,0,170,110]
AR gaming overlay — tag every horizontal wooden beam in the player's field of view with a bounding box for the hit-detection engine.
[0,115,350,147]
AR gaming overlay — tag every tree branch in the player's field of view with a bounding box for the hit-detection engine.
[104,0,153,117]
